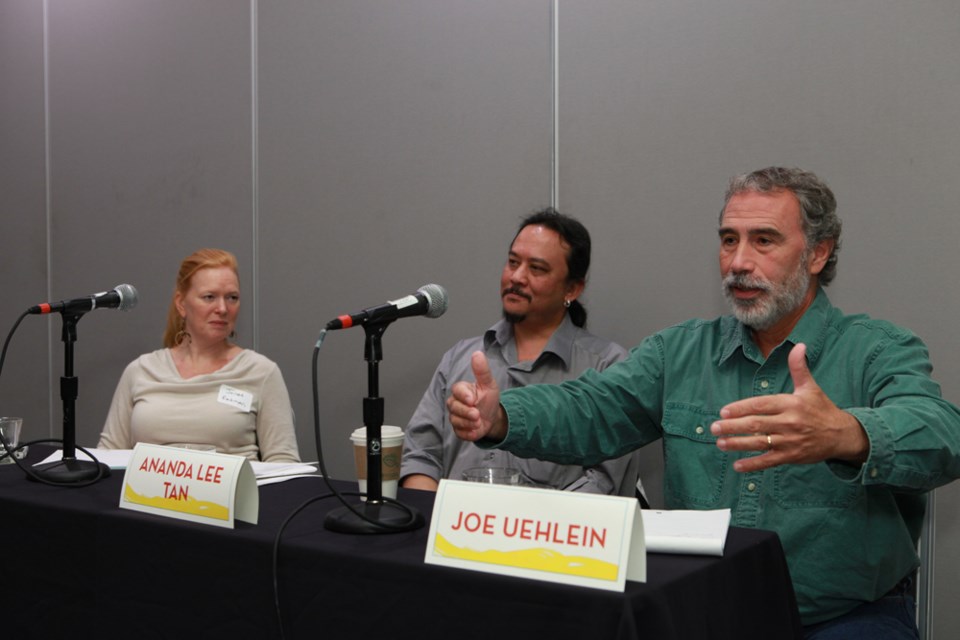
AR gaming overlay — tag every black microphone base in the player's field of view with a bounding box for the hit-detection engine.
[324,500,424,534]
[29,458,111,484]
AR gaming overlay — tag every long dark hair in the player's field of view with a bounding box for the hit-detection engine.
[514,207,591,328]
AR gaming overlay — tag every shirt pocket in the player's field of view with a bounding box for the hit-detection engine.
[661,403,728,508]
[773,463,861,509]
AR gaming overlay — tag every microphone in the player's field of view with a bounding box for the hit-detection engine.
[29,284,139,315]
[326,284,448,330]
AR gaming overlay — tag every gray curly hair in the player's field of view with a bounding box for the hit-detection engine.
[721,167,842,286]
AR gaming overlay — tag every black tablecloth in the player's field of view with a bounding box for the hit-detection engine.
[0,447,802,639]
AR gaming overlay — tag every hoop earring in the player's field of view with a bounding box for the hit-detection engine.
[175,317,189,345]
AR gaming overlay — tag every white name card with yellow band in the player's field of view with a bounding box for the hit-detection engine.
[119,443,258,529]
[424,479,646,591]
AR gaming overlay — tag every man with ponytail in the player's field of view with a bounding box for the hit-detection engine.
[401,209,641,497]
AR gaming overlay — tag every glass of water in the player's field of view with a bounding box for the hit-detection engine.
[0,417,23,465]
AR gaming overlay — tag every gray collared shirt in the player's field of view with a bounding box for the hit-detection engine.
[400,315,640,495]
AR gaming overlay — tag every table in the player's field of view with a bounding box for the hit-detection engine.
[0,447,802,639]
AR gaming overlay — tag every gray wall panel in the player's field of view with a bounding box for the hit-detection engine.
[44,0,254,445]
[0,0,51,440]
[257,0,553,472]
[559,1,960,635]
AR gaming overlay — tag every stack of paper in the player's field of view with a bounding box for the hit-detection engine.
[37,448,319,485]
[250,461,320,485]
[640,508,731,556]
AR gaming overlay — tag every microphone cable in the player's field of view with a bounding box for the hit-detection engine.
[270,485,334,640]
[270,328,420,640]
[309,329,420,530]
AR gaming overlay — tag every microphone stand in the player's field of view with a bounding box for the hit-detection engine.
[324,320,424,534]
[30,312,110,484]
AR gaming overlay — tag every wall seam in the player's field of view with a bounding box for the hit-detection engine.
[43,0,54,436]
[550,0,559,209]
[250,0,260,351]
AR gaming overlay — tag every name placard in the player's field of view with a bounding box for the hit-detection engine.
[119,443,258,529]
[424,479,646,591]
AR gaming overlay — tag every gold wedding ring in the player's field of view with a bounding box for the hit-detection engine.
[766,434,773,449]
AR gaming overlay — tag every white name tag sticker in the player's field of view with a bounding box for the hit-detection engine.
[218,384,253,412]
[424,480,646,591]
[119,443,258,529]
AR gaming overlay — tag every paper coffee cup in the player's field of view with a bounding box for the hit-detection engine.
[351,425,404,500]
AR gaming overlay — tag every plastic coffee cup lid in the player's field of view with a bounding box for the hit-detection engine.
[351,425,403,443]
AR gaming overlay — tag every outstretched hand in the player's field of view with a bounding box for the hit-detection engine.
[710,343,870,473]
[447,351,508,442]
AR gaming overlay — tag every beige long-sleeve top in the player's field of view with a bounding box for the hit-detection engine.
[98,348,300,462]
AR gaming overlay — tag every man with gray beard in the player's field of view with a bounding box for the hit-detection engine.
[446,167,960,638]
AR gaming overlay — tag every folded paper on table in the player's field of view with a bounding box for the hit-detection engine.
[640,508,731,556]
[425,479,646,592]
[119,443,256,528]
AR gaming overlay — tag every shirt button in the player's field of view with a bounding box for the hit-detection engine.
[747,482,757,492]
[870,468,878,478]
[760,380,770,389]
[695,425,704,435]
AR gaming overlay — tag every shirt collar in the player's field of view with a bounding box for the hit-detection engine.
[783,286,831,365]
[484,314,578,369]
[719,286,832,366]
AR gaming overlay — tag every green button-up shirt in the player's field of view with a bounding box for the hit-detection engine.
[498,288,960,625]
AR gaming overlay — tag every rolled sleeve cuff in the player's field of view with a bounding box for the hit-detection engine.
[843,407,895,485]
[483,395,528,452]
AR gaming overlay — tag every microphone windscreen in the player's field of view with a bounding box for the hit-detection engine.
[418,284,448,318]
[115,284,139,311]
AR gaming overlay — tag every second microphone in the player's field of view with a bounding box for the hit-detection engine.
[325,284,448,331]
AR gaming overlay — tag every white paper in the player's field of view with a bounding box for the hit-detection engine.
[249,461,320,485]
[256,473,324,486]
[38,449,318,484]
[640,508,731,556]
[36,448,133,469]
